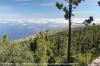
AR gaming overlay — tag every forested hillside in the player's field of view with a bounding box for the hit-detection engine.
[0,25,100,66]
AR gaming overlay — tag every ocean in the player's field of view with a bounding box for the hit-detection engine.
[0,22,68,40]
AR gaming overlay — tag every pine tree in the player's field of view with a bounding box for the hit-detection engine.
[56,0,84,63]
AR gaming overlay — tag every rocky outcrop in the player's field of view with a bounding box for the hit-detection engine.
[90,57,100,66]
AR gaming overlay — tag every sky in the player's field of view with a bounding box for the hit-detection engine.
[0,0,100,23]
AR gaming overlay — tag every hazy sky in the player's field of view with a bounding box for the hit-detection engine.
[0,0,100,20]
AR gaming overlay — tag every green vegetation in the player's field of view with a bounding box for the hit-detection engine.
[56,0,93,63]
[0,25,100,66]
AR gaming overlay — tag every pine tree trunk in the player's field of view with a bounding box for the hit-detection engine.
[67,0,72,63]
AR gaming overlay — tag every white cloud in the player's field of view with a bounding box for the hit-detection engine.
[0,17,86,24]
[74,11,96,14]
[89,0,95,1]
[0,15,99,24]
[39,3,54,6]
[0,17,99,24]
[14,0,32,2]
[0,17,67,24]
[0,5,10,10]
[31,3,54,7]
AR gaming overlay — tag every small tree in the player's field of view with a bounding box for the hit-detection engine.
[2,35,9,43]
[56,0,84,63]
[98,1,100,6]
[83,16,94,27]
[2,34,12,45]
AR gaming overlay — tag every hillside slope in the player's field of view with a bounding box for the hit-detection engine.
[0,25,100,66]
